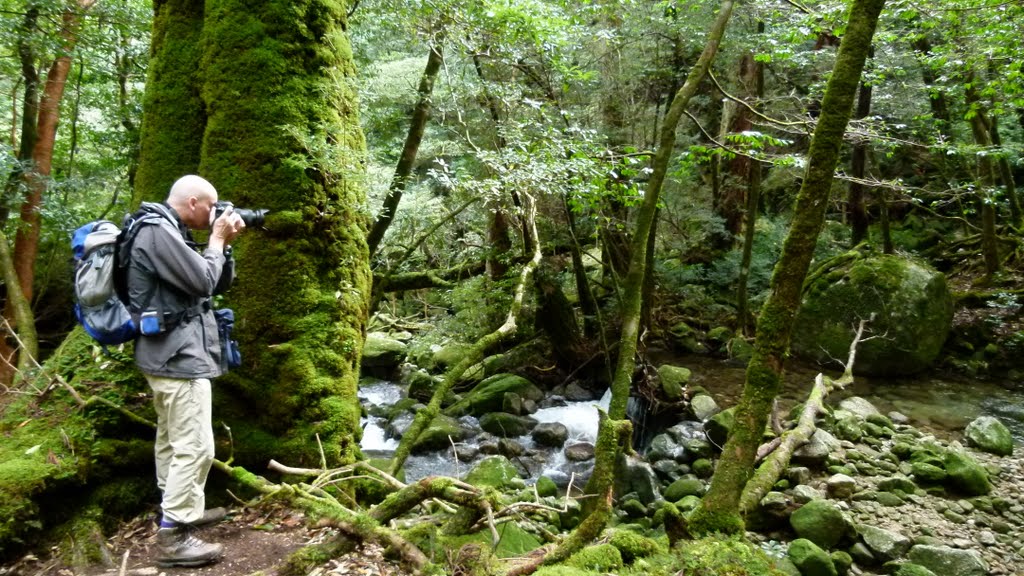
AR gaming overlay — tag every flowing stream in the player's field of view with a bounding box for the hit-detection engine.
[358,358,1024,482]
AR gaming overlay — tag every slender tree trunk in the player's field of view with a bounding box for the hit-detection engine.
[0,6,41,384]
[988,118,1021,228]
[964,76,1001,278]
[564,198,599,339]
[734,30,765,336]
[848,48,873,246]
[689,0,886,536]
[134,0,206,203]
[0,230,37,378]
[366,40,444,256]
[198,0,370,466]
[583,0,735,507]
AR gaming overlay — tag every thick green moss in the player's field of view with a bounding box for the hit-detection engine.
[793,253,953,376]
[199,0,370,467]
[135,0,206,203]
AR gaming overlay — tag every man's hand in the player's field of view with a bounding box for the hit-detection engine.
[208,206,245,252]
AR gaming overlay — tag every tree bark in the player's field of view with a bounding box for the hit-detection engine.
[734,28,765,337]
[366,40,444,256]
[848,49,873,246]
[197,0,371,466]
[964,76,1001,279]
[688,0,886,536]
[0,229,37,377]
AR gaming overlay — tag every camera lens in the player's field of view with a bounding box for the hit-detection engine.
[235,208,268,228]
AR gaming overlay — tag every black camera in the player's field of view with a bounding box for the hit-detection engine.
[213,201,268,228]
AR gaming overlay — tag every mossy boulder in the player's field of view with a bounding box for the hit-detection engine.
[788,538,838,576]
[361,332,408,374]
[478,412,538,437]
[792,253,953,376]
[566,543,623,572]
[656,365,691,401]
[676,535,790,575]
[963,416,1014,457]
[411,414,468,452]
[790,499,848,549]
[943,449,992,496]
[444,373,544,417]
[605,529,664,563]
[463,455,524,491]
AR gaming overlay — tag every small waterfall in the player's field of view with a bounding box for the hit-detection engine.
[531,388,611,444]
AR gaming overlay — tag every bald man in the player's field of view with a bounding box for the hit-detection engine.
[124,175,244,566]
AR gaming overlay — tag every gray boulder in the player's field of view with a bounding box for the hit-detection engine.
[531,422,569,447]
[793,429,843,467]
[964,416,1014,456]
[907,545,988,576]
[858,524,912,562]
[614,454,661,505]
[690,393,721,421]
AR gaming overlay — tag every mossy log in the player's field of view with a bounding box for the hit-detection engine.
[738,319,866,513]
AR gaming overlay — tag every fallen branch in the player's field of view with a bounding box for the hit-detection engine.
[739,318,869,513]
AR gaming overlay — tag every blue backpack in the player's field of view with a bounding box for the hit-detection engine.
[72,220,136,345]
[71,214,160,345]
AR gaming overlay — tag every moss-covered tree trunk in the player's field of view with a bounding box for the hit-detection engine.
[133,0,206,203]
[848,51,873,246]
[198,0,370,466]
[688,0,886,536]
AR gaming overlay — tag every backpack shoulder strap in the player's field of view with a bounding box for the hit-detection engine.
[112,210,166,309]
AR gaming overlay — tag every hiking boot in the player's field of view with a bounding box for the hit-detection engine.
[156,526,223,567]
[191,506,228,527]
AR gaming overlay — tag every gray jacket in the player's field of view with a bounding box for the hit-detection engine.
[126,202,234,379]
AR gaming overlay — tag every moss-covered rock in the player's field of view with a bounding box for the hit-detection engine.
[411,414,468,452]
[567,543,623,572]
[605,529,665,563]
[676,535,789,575]
[963,416,1014,457]
[657,365,691,402]
[705,407,735,448]
[943,449,992,496]
[478,412,537,437]
[444,373,544,417]
[788,538,838,576]
[463,455,524,491]
[792,253,953,376]
[790,499,848,550]
[360,332,407,373]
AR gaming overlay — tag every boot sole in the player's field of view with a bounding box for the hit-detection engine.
[156,555,222,568]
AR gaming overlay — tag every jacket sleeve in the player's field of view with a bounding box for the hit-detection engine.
[213,251,235,296]
[137,223,226,298]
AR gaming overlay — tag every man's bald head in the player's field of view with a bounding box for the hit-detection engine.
[167,175,219,230]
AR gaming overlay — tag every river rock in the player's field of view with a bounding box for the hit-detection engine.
[791,253,953,376]
[787,538,838,576]
[858,523,912,562]
[943,449,992,496]
[657,365,691,401]
[906,544,989,576]
[793,429,843,468]
[479,412,537,437]
[662,476,705,501]
[614,454,661,505]
[464,455,524,490]
[411,414,469,452]
[964,416,1014,457]
[705,407,735,448]
[532,422,569,448]
[565,442,595,462]
[445,373,544,417]
[647,433,685,462]
[690,393,720,421]
[790,499,849,549]
[361,332,408,375]
[838,396,882,419]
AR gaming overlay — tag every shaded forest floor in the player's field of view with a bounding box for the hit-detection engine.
[4,506,408,576]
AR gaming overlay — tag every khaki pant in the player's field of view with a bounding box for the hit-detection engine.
[146,374,214,525]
